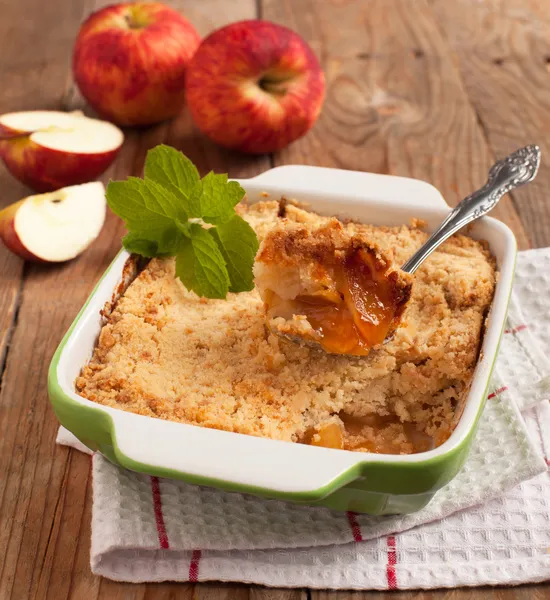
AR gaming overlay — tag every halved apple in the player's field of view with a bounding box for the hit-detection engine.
[0,110,123,192]
[0,182,106,262]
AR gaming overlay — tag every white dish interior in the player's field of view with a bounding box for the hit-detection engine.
[53,166,516,494]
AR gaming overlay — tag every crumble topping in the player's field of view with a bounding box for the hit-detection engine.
[76,200,496,454]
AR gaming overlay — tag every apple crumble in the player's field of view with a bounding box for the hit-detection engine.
[254,217,413,356]
[76,200,496,454]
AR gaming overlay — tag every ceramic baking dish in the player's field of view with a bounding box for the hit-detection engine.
[48,165,516,515]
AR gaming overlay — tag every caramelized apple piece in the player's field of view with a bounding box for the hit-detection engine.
[343,248,404,348]
[301,422,345,449]
[309,422,345,449]
[254,218,412,356]
[341,412,434,454]
[278,294,368,355]
[303,414,435,454]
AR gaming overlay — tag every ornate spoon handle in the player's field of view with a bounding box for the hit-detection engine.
[401,145,541,274]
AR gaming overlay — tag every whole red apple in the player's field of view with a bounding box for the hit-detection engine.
[185,20,325,154]
[73,2,200,126]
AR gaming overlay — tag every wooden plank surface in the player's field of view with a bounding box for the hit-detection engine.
[430,0,550,248]
[0,1,89,598]
[263,0,530,249]
[0,0,548,598]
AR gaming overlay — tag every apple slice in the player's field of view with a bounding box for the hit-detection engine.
[341,248,404,348]
[0,110,123,192]
[0,181,106,262]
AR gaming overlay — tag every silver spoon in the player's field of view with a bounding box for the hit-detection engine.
[279,144,541,352]
[401,144,540,273]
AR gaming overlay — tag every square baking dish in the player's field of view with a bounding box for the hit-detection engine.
[48,165,516,515]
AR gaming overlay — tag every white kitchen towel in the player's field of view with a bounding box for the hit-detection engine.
[57,248,550,589]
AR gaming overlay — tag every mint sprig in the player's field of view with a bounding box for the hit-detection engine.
[106,145,259,299]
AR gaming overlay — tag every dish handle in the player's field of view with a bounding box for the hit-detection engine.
[235,165,449,210]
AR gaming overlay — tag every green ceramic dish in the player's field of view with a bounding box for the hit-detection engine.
[48,166,516,514]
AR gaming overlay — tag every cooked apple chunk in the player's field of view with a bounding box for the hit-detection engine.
[254,218,413,356]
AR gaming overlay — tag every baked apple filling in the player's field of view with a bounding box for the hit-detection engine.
[254,219,413,356]
[303,414,435,454]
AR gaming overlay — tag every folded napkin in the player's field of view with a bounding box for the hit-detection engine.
[57,248,550,589]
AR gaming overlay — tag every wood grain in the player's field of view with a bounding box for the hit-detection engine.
[0,0,67,504]
[0,0,548,598]
[263,0,530,249]
[0,0,89,597]
[311,587,550,599]
[430,0,550,248]
[249,591,307,600]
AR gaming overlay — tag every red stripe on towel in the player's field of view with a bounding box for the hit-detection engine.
[189,549,202,582]
[504,324,528,334]
[386,535,398,589]
[346,511,363,542]
[150,476,169,549]
[488,386,508,399]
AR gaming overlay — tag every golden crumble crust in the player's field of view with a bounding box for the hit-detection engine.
[75,200,496,454]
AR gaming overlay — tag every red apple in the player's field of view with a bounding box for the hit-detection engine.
[0,182,106,262]
[73,2,201,126]
[0,110,123,192]
[185,20,325,154]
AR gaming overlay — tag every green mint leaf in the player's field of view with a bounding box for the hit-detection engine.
[122,233,159,257]
[122,229,182,257]
[107,177,186,222]
[144,144,200,201]
[174,219,193,237]
[175,222,230,299]
[109,144,257,300]
[209,215,259,293]
[187,172,245,225]
[107,177,186,253]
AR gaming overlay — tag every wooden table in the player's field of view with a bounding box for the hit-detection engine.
[1,0,549,598]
